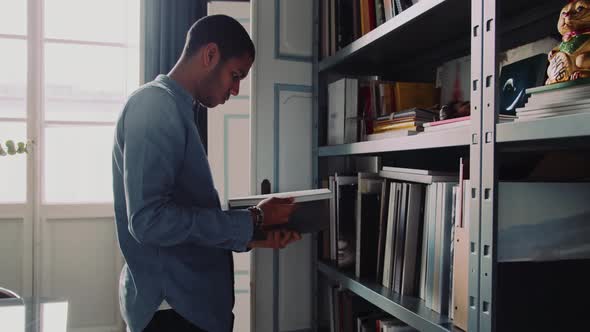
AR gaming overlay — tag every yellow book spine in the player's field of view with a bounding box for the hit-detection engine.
[373,122,418,133]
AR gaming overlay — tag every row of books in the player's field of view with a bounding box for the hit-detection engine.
[230,174,590,332]
[321,169,590,332]
[330,110,518,145]
[327,78,439,145]
[229,181,590,265]
[363,114,517,141]
[321,0,419,58]
[327,288,418,332]
[323,165,470,330]
[329,78,588,144]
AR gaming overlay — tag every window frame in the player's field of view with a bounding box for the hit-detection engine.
[0,0,139,205]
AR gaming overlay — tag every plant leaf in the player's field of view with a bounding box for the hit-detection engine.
[5,140,16,155]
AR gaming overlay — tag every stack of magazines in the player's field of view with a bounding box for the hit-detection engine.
[515,79,590,121]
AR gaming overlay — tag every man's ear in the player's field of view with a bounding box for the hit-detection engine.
[203,43,220,69]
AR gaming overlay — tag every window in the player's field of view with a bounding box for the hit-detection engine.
[43,0,139,203]
[0,1,28,203]
[0,0,140,204]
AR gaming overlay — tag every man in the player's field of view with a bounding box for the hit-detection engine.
[112,15,301,332]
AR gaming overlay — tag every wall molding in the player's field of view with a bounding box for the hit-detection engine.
[274,0,312,62]
[223,114,250,203]
[273,83,313,192]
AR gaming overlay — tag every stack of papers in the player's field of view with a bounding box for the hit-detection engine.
[516,79,590,121]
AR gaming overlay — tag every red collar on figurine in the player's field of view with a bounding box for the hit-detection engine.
[563,27,590,41]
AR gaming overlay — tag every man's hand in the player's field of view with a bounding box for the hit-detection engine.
[257,196,297,228]
[247,230,302,249]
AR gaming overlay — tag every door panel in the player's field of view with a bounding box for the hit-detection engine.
[0,219,25,294]
[278,236,313,330]
[275,85,313,191]
[275,85,314,331]
[0,205,33,301]
[40,217,121,331]
[252,0,314,331]
[225,114,251,204]
[276,0,313,60]
[235,289,252,331]
[207,3,253,331]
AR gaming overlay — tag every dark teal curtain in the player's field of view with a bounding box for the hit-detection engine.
[143,0,208,151]
[143,0,207,81]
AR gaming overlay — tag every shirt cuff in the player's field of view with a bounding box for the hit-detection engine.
[228,209,254,252]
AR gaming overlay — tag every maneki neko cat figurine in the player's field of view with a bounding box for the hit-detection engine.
[546,0,590,84]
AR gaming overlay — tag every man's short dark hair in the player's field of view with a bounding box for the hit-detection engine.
[184,14,255,62]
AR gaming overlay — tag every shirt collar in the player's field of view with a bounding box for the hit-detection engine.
[155,74,195,108]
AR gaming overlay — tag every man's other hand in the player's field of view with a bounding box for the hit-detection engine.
[257,196,297,228]
[247,230,302,249]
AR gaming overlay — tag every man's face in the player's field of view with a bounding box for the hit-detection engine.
[199,52,253,108]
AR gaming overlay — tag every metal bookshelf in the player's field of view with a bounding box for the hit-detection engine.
[318,0,470,75]
[311,0,590,331]
[318,127,470,157]
[318,262,454,332]
[497,113,590,143]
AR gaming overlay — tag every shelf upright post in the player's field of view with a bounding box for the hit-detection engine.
[480,0,499,331]
[312,0,320,331]
[468,0,484,331]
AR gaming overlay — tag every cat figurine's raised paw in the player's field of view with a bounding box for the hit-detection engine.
[546,0,590,85]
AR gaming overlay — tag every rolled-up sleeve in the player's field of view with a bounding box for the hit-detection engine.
[122,89,253,251]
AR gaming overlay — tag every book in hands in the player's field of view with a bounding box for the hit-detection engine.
[228,189,332,234]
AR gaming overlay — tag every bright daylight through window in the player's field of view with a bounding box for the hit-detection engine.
[0,0,140,203]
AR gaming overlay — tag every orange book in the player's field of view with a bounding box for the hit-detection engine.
[360,0,371,35]
[380,83,395,116]
[393,82,440,112]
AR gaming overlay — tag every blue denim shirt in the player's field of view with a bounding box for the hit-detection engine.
[112,75,253,332]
